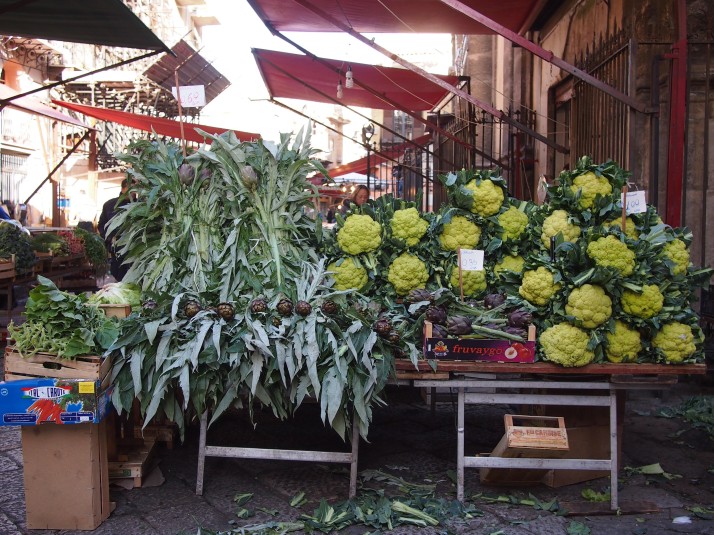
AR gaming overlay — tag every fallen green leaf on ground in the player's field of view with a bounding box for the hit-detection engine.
[567,520,591,534]
[234,493,253,506]
[623,462,682,480]
[581,488,610,502]
[289,492,306,508]
[657,396,714,439]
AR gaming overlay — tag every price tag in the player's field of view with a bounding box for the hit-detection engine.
[459,249,484,271]
[622,190,646,215]
[171,85,206,107]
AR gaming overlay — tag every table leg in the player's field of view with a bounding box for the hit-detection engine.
[457,387,465,502]
[349,416,359,498]
[196,411,208,495]
[609,389,618,510]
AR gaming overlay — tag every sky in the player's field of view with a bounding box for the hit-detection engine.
[197,0,453,149]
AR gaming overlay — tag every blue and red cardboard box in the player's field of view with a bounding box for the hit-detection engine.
[423,321,536,362]
[0,377,112,426]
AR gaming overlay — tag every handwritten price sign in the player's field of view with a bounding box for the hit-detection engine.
[622,190,647,215]
[459,249,484,271]
[171,85,206,108]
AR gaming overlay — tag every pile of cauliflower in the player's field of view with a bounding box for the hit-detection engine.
[320,157,711,367]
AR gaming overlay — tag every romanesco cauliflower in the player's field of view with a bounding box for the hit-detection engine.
[541,209,581,247]
[337,214,381,255]
[565,284,612,329]
[391,207,429,246]
[463,178,504,217]
[327,258,368,291]
[539,323,595,367]
[662,239,689,275]
[605,320,641,363]
[387,252,429,295]
[439,215,481,251]
[620,284,664,319]
[603,216,639,240]
[498,206,529,241]
[570,171,612,209]
[494,254,525,274]
[652,322,696,363]
[450,266,486,297]
[587,235,635,276]
[519,266,561,306]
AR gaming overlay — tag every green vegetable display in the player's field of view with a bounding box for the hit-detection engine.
[88,281,142,306]
[0,222,36,275]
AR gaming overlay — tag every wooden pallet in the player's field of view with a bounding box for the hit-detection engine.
[3,347,110,382]
[108,440,156,487]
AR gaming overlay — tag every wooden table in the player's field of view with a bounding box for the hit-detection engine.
[394,360,706,510]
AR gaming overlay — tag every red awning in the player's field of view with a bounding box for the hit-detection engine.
[325,133,431,177]
[254,49,458,111]
[52,100,260,144]
[247,0,543,34]
[0,85,91,129]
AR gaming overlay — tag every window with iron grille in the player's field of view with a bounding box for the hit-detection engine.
[0,152,27,204]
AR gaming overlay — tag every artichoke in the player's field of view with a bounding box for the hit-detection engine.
[406,288,433,303]
[484,293,507,309]
[217,302,235,321]
[183,300,201,318]
[320,300,339,315]
[430,324,449,338]
[250,298,268,314]
[373,318,392,337]
[507,309,533,328]
[277,298,294,317]
[425,306,448,325]
[447,315,473,335]
[295,300,312,317]
[387,331,401,344]
[178,163,194,185]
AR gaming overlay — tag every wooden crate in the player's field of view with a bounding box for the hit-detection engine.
[480,414,569,486]
[108,440,156,487]
[3,347,110,382]
[133,422,178,449]
[0,256,16,281]
[98,303,132,319]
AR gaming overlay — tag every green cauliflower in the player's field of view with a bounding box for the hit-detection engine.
[603,216,639,240]
[450,266,487,297]
[662,239,689,276]
[652,322,696,363]
[587,235,635,276]
[498,206,529,241]
[463,178,504,217]
[605,320,642,363]
[327,258,368,291]
[519,266,561,306]
[541,209,581,247]
[570,171,612,209]
[565,284,612,329]
[539,323,595,367]
[387,252,429,296]
[391,207,429,246]
[337,214,381,255]
[494,254,525,274]
[620,284,664,319]
[439,215,481,251]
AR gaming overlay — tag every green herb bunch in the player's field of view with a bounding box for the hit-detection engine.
[0,222,36,275]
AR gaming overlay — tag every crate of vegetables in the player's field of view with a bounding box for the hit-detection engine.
[424,321,536,362]
[4,348,109,382]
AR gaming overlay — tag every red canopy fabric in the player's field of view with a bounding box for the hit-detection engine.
[0,85,91,129]
[324,133,432,177]
[52,100,260,143]
[254,49,458,111]
[248,0,543,35]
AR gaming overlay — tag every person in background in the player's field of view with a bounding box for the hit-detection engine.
[340,185,370,215]
[98,177,133,281]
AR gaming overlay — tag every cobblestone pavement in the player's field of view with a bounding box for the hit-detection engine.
[1,378,713,535]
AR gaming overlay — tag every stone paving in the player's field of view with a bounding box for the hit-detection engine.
[1,380,713,534]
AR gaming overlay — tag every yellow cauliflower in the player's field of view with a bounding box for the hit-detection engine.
[387,252,429,296]
[587,235,635,276]
[439,215,481,251]
[652,322,696,363]
[570,171,612,209]
[519,266,561,306]
[337,214,381,255]
[498,206,529,241]
[327,258,368,291]
[494,254,525,274]
[391,207,429,246]
[662,239,689,276]
[540,323,595,367]
[541,210,581,248]
[463,178,504,217]
[605,320,641,363]
[450,267,487,297]
[565,284,612,329]
[603,216,639,240]
[621,284,664,319]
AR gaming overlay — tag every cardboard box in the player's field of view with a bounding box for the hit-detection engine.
[541,424,614,487]
[22,420,110,530]
[423,321,536,362]
[480,414,569,486]
[0,377,112,426]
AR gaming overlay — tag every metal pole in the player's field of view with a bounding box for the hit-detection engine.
[366,143,371,192]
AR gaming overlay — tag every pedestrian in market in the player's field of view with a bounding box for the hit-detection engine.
[340,184,370,215]
[98,176,133,282]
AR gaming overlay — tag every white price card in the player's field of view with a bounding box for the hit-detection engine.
[459,249,484,271]
[171,85,206,107]
[622,190,647,215]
